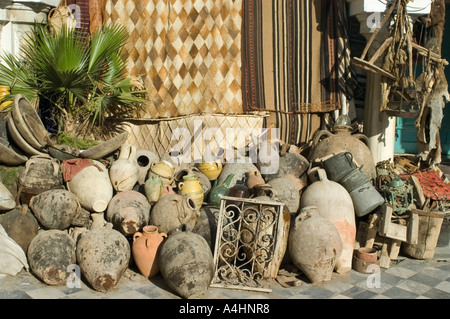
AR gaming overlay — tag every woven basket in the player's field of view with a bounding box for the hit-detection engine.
[47,0,77,35]
[122,113,269,163]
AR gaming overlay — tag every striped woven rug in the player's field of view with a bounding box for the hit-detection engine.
[242,0,352,145]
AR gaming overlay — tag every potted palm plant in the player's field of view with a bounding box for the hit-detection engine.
[0,22,145,140]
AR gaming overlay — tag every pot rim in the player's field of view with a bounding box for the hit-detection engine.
[143,225,159,234]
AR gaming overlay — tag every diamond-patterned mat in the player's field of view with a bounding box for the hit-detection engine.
[103,0,243,119]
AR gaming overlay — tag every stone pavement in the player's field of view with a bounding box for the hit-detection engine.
[0,242,449,301]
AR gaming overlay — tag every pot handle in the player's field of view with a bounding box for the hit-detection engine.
[133,232,143,242]
[178,182,184,191]
[311,130,332,148]
[353,133,369,146]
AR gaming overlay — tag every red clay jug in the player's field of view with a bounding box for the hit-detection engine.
[132,225,167,278]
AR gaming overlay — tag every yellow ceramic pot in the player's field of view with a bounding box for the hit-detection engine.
[197,161,223,181]
[148,160,175,185]
[0,86,12,109]
[178,175,204,210]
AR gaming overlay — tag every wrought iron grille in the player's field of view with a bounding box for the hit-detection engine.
[210,196,287,293]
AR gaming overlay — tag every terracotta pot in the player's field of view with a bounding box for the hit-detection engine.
[159,225,214,299]
[352,255,380,274]
[300,168,356,274]
[27,230,76,286]
[357,247,378,263]
[66,160,113,213]
[29,189,81,230]
[132,225,167,278]
[0,204,39,254]
[308,125,376,182]
[197,161,223,181]
[109,143,140,192]
[288,206,343,283]
[76,227,130,292]
[106,190,151,236]
[144,174,164,205]
[178,175,204,209]
[246,169,265,189]
[150,193,200,234]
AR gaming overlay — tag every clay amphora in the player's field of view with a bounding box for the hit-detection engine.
[66,160,113,213]
[148,160,175,185]
[29,189,81,230]
[268,177,300,214]
[197,161,223,181]
[308,125,376,181]
[246,169,265,189]
[288,206,343,283]
[178,175,204,209]
[135,148,160,185]
[109,143,140,192]
[27,229,76,286]
[264,152,310,191]
[243,184,291,279]
[0,204,39,254]
[0,181,16,211]
[17,154,64,205]
[106,190,151,236]
[208,173,235,207]
[144,174,163,205]
[76,227,130,292]
[132,225,167,278]
[300,168,356,273]
[158,225,214,299]
[150,193,199,234]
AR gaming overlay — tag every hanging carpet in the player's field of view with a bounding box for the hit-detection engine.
[242,0,356,145]
[103,0,243,119]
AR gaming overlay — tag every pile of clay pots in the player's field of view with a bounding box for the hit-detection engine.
[0,96,386,295]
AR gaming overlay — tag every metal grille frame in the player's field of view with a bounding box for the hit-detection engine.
[210,196,287,293]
